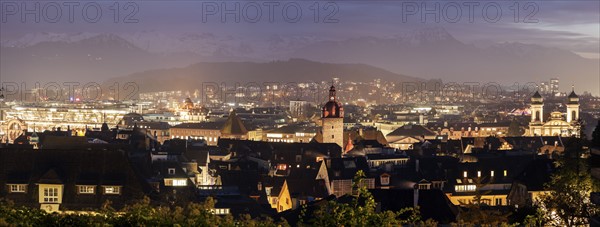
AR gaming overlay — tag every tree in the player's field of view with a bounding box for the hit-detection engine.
[577,118,587,140]
[0,197,286,226]
[540,138,600,226]
[592,119,600,148]
[457,176,510,225]
[299,170,429,226]
[507,120,524,136]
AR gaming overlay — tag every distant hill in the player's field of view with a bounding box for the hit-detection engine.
[102,58,424,94]
[3,28,597,95]
[292,27,599,94]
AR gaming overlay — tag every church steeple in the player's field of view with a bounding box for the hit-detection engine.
[566,86,579,123]
[329,82,336,101]
[530,91,544,123]
[321,80,344,150]
[322,83,344,118]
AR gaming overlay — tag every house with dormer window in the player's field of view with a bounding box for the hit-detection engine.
[0,148,149,212]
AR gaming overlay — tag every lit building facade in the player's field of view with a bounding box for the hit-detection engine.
[527,90,580,137]
[1,103,129,143]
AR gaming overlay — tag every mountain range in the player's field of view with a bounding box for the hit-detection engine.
[1,27,598,94]
[102,58,421,94]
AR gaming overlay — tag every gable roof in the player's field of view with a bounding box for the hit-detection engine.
[0,148,150,209]
[387,124,436,137]
[220,110,248,135]
[38,169,63,184]
[172,122,223,130]
[370,189,458,224]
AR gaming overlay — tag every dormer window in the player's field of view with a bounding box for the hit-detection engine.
[168,168,176,175]
[43,187,60,203]
[490,171,495,177]
[477,171,481,177]
[165,179,187,186]
[8,184,27,193]
[77,185,95,194]
[503,170,507,177]
[463,171,467,178]
[103,186,121,195]
[380,174,390,186]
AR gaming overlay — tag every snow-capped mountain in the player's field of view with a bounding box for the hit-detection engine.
[1,27,597,94]
[0,31,323,60]
[0,32,97,48]
[402,26,462,46]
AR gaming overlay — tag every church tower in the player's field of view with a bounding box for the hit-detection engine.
[530,91,544,123]
[566,88,579,123]
[321,83,344,149]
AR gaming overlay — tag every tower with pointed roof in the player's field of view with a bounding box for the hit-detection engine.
[566,86,579,123]
[530,91,544,124]
[528,89,580,137]
[321,83,344,148]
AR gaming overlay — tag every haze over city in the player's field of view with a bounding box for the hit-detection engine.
[1,0,599,94]
[0,1,599,226]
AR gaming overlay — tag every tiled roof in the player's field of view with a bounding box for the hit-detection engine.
[220,110,248,135]
[387,124,436,137]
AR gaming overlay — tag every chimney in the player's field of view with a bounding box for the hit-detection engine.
[415,159,420,172]
[413,186,419,208]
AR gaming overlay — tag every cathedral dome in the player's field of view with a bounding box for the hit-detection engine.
[182,97,194,109]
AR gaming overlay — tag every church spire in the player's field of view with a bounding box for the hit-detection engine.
[329,81,336,101]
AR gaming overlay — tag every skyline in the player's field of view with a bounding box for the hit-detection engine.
[0,2,599,225]
[1,1,599,95]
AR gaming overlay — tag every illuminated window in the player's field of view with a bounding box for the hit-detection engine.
[477,171,481,177]
[454,184,476,192]
[277,164,287,171]
[173,179,187,186]
[43,187,59,203]
[211,208,230,215]
[103,186,121,195]
[78,186,95,194]
[165,179,187,186]
[463,171,467,178]
[9,184,26,193]
[495,198,502,206]
[503,170,507,177]
[490,171,495,177]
